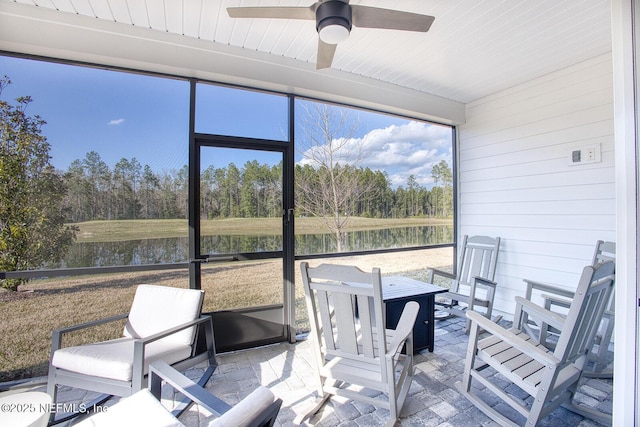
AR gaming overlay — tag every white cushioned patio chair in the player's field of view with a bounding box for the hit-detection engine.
[457,260,615,427]
[47,285,217,424]
[520,240,616,379]
[429,235,501,333]
[297,262,419,427]
[74,360,282,427]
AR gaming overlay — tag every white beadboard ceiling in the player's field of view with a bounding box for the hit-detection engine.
[3,0,612,105]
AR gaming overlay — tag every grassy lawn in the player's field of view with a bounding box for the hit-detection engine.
[74,217,452,242]
[0,218,453,384]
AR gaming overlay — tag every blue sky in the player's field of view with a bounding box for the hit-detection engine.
[1,56,190,173]
[1,55,452,188]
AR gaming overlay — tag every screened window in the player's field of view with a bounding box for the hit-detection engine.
[0,56,190,269]
[293,99,454,256]
[195,83,289,141]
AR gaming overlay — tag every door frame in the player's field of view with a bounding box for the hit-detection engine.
[187,81,296,350]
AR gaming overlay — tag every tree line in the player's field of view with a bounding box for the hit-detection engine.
[64,151,189,222]
[61,151,453,223]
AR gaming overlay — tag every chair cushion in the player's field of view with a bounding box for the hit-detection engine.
[73,389,184,427]
[123,285,204,347]
[52,337,192,382]
[209,386,276,427]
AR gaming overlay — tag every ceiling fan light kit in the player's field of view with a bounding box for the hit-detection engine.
[316,1,352,44]
[227,1,434,69]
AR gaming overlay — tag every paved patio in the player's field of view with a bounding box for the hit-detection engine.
[42,316,612,426]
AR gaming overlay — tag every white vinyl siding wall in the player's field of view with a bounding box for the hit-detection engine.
[457,53,615,318]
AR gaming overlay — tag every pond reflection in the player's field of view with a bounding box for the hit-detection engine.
[51,225,453,268]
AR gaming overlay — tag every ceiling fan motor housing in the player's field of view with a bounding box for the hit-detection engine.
[316,1,352,42]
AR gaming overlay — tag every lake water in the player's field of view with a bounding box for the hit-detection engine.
[54,225,453,268]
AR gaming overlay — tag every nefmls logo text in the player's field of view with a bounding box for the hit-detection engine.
[44,403,108,414]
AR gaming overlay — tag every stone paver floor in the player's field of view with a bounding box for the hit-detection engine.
[23,316,612,426]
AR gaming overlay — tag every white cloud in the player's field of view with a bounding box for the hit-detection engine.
[298,121,452,188]
[108,118,125,126]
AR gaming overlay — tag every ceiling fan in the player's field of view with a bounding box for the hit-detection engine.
[227,1,435,69]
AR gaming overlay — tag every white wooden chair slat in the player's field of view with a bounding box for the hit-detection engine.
[503,353,538,373]
[511,359,544,381]
[316,289,336,352]
[491,347,530,366]
[479,339,512,357]
[521,364,546,388]
[334,292,358,354]
[356,294,376,358]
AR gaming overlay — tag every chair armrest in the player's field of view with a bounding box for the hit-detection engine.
[428,268,456,281]
[131,315,213,381]
[514,296,566,331]
[54,313,129,335]
[149,360,231,416]
[464,276,497,313]
[467,311,559,368]
[386,301,419,357]
[540,293,572,310]
[474,277,496,290]
[135,315,211,346]
[50,313,129,353]
[523,279,575,300]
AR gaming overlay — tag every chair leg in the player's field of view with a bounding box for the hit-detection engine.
[46,370,58,426]
[434,301,456,320]
[46,370,57,406]
[455,381,520,427]
[294,378,342,425]
[294,393,331,425]
[169,365,216,418]
[456,321,521,427]
[386,360,400,427]
[461,321,480,388]
[594,316,614,375]
[527,381,552,426]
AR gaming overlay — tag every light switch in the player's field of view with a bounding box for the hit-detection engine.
[569,143,601,165]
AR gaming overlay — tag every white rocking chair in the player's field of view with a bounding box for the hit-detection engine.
[520,240,615,378]
[456,260,615,426]
[298,262,419,427]
[429,235,501,333]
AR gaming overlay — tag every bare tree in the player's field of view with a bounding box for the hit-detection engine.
[296,102,375,251]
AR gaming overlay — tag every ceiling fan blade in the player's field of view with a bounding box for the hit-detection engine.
[316,39,337,70]
[227,6,315,20]
[351,5,434,32]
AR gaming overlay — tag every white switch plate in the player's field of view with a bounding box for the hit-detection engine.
[568,143,601,165]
